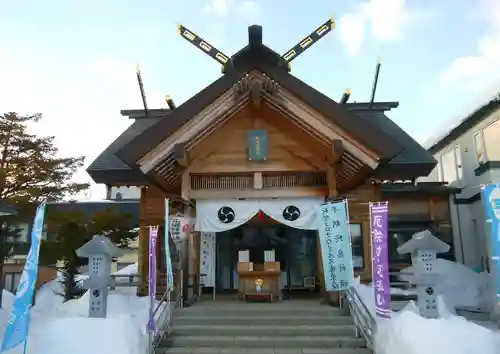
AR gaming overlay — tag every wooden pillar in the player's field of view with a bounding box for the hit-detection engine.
[137,187,148,296]
[137,185,167,297]
[363,181,382,281]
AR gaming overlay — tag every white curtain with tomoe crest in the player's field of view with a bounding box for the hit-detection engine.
[194,197,324,232]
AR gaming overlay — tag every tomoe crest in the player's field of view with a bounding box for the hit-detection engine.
[217,206,235,224]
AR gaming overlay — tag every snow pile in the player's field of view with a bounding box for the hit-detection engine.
[0,286,150,354]
[399,259,495,311]
[29,288,150,354]
[0,290,16,339]
[113,263,138,276]
[350,259,500,354]
[375,308,500,354]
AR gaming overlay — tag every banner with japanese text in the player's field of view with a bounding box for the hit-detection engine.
[369,201,391,319]
[481,184,500,301]
[164,199,173,291]
[316,200,354,291]
[147,226,159,332]
[1,200,46,353]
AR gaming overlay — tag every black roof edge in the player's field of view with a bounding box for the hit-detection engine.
[380,181,461,194]
[117,71,243,166]
[120,109,172,119]
[345,101,399,112]
[427,94,500,153]
[86,169,147,185]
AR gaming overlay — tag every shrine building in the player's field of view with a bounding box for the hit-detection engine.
[87,21,458,299]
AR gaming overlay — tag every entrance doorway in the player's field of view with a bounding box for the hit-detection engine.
[213,221,318,297]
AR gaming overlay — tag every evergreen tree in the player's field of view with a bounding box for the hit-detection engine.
[0,112,88,306]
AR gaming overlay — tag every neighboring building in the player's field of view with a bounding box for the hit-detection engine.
[2,200,140,292]
[424,94,500,271]
[87,24,457,298]
[107,186,141,200]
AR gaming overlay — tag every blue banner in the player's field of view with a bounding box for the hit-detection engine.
[1,201,46,352]
[164,199,173,291]
[316,200,354,291]
[481,184,500,301]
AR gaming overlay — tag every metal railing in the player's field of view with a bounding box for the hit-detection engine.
[110,274,140,289]
[148,267,183,354]
[342,287,376,350]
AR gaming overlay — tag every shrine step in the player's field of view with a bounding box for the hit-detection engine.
[174,315,354,326]
[159,348,372,354]
[163,336,365,349]
[162,301,367,352]
[174,304,343,318]
[171,324,357,337]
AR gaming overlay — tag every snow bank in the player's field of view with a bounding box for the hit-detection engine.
[113,263,138,276]
[349,259,500,354]
[376,309,500,354]
[0,287,150,354]
[29,288,150,354]
[399,259,495,311]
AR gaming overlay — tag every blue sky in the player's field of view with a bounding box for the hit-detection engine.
[0,0,499,198]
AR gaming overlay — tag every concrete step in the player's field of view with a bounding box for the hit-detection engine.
[176,306,340,318]
[165,336,366,349]
[174,315,354,326]
[159,348,371,353]
[171,325,357,337]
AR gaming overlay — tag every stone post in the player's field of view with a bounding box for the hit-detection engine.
[397,230,450,319]
[76,235,125,318]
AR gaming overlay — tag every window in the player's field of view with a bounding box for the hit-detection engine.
[441,149,459,183]
[474,132,487,164]
[437,161,443,182]
[483,118,500,160]
[3,272,22,293]
[388,224,455,265]
[454,146,463,181]
[349,223,364,268]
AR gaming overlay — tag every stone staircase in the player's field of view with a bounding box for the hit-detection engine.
[158,300,370,354]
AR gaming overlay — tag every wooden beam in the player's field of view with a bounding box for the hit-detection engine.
[326,165,337,196]
[261,104,329,158]
[250,80,262,108]
[338,165,373,193]
[253,172,263,189]
[189,187,327,199]
[331,139,344,164]
[172,143,189,167]
[273,90,380,168]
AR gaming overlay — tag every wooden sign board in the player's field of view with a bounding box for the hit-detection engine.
[247,130,268,161]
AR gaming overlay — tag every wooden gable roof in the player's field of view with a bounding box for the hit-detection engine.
[116,26,403,168]
[88,25,436,187]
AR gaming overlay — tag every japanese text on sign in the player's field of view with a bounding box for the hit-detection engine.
[369,201,391,319]
[317,200,354,291]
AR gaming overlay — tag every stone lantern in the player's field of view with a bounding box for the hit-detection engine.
[397,230,450,318]
[76,235,125,318]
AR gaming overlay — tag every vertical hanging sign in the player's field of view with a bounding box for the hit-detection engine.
[369,201,391,319]
[316,200,354,291]
[147,226,159,332]
[200,232,216,288]
[247,130,268,161]
[481,184,500,302]
[164,199,173,291]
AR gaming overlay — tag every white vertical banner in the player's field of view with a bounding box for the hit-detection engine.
[200,232,216,288]
[164,199,174,291]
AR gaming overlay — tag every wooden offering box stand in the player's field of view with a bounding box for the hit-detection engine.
[237,261,281,302]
